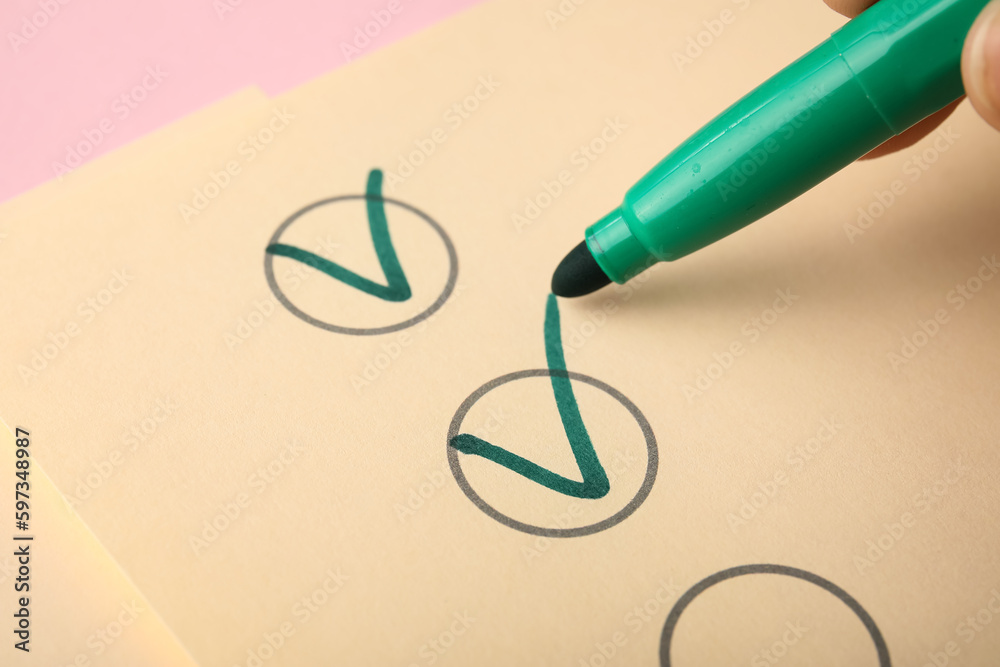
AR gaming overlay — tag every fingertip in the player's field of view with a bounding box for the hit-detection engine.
[858,100,963,160]
[962,0,1000,131]
[823,0,879,19]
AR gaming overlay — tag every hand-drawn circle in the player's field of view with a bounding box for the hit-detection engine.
[447,368,658,537]
[264,194,458,336]
[659,564,891,666]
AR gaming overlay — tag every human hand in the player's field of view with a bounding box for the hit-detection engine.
[825,0,1000,158]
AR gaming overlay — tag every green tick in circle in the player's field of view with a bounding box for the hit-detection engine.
[450,294,611,500]
[266,169,412,302]
[263,168,458,336]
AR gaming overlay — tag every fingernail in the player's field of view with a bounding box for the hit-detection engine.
[969,1,1000,114]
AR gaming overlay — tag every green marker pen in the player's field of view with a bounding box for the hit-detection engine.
[550,0,990,297]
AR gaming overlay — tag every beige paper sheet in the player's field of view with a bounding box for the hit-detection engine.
[0,91,272,666]
[3,0,1000,665]
[0,421,198,666]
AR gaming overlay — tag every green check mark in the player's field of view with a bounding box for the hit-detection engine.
[449,294,611,499]
[265,169,412,302]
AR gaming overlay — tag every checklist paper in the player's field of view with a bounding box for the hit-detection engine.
[3,0,1000,664]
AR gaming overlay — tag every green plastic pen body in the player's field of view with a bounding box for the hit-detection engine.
[586,0,988,284]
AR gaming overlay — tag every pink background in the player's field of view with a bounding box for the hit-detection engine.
[0,0,482,203]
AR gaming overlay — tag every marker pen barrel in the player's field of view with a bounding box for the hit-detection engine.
[585,0,989,285]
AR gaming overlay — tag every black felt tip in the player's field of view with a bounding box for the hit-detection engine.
[551,241,612,298]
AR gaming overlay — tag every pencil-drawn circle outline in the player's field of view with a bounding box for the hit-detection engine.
[264,194,458,336]
[658,564,891,666]
[447,369,658,537]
